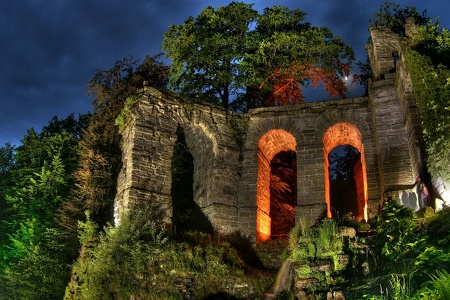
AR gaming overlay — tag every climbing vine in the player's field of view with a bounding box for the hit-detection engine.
[115,95,139,133]
[405,23,450,183]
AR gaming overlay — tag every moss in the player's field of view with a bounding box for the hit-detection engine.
[416,206,435,219]
[296,264,312,278]
[115,95,139,133]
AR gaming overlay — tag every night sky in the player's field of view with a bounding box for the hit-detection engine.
[1,1,448,147]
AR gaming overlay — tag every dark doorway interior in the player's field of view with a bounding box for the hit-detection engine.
[171,128,213,234]
[328,145,361,219]
[269,150,297,239]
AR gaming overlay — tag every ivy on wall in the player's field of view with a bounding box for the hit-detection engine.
[405,23,450,183]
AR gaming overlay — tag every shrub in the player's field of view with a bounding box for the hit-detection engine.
[68,207,271,299]
[374,199,426,272]
[425,206,450,247]
[430,270,450,300]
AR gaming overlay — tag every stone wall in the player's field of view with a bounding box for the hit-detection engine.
[114,88,242,233]
[114,27,425,240]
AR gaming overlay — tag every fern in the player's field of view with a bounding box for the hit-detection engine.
[431,269,450,299]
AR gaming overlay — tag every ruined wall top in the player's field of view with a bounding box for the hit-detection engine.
[366,17,417,81]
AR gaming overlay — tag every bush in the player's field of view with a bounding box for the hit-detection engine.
[1,228,70,300]
[430,270,450,299]
[67,207,272,299]
[373,199,426,273]
[425,206,450,247]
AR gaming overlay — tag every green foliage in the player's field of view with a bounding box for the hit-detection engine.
[430,270,450,299]
[291,219,343,264]
[412,21,450,67]
[163,2,354,110]
[287,218,350,296]
[115,95,139,133]
[338,216,371,232]
[369,1,430,36]
[0,114,87,300]
[288,217,309,250]
[362,274,412,300]
[77,211,99,245]
[290,219,345,284]
[316,218,341,255]
[0,228,70,300]
[416,206,436,219]
[70,207,169,299]
[163,2,258,109]
[413,246,450,285]
[56,55,169,239]
[357,204,450,299]
[403,17,450,183]
[374,199,426,269]
[41,113,91,140]
[69,207,269,299]
[425,206,450,247]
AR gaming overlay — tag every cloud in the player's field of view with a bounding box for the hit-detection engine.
[0,0,448,146]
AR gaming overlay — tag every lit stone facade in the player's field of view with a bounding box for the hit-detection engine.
[114,26,424,240]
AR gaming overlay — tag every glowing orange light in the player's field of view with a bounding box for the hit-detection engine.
[323,123,368,221]
[256,129,297,242]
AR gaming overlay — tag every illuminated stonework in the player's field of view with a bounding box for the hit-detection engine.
[323,123,368,221]
[114,26,430,240]
[256,129,296,242]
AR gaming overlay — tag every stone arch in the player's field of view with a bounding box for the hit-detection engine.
[256,129,297,242]
[171,124,214,233]
[179,122,217,210]
[315,107,371,139]
[322,122,368,221]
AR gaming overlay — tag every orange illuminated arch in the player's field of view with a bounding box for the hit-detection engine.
[323,123,368,221]
[256,129,297,242]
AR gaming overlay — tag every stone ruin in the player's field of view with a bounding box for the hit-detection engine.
[114,25,427,241]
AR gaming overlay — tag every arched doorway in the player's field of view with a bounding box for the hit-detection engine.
[328,145,361,218]
[323,123,368,221]
[171,126,213,234]
[256,129,297,242]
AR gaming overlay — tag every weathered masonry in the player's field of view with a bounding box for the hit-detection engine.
[114,25,424,241]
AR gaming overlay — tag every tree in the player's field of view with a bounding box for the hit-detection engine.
[0,114,87,299]
[247,6,354,108]
[41,113,90,140]
[56,55,169,237]
[163,2,257,110]
[0,143,16,249]
[354,2,431,94]
[369,1,430,36]
[163,2,354,111]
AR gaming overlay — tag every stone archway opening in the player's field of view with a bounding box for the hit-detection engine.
[171,127,195,233]
[328,145,361,219]
[171,126,213,234]
[270,150,297,239]
[256,129,297,242]
[323,123,368,221]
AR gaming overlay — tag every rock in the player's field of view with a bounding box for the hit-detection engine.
[339,227,356,238]
[295,278,319,289]
[327,291,345,300]
[311,262,331,272]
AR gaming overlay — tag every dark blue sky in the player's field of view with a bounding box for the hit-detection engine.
[1,1,448,147]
